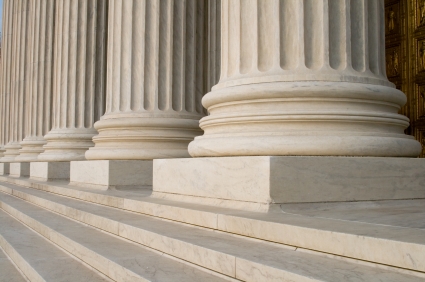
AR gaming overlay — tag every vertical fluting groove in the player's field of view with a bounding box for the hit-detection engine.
[350,0,366,72]
[94,0,107,122]
[158,0,172,111]
[367,0,379,75]
[220,0,228,81]
[240,0,254,74]
[279,0,300,70]
[257,0,274,72]
[20,0,30,141]
[43,0,54,135]
[0,0,10,146]
[195,0,205,114]
[207,0,221,91]
[185,0,196,113]
[111,0,121,113]
[84,0,96,128]
[67,0,78,128]
[172,0,185,111]
[227,0,239,77]
[144,0,159,111]
[131,0,144,111]
[120,0,132,112]
[76,0,88,128]
[378,0,386,78]
[60,0,70,128]
[303,0,324,70]
[328,0,347,70]
[10,0,20,142]
[105,0,113,114]
[33,0,41,137]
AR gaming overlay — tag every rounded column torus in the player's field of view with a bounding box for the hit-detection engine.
[2,0,31,162]
[0,0,14,158]
[85,0,208,160]
[16,0,55,162]
[38,0,107,162]
[188,0,422,157]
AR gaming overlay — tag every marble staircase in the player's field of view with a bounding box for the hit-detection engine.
[0,176,424,281]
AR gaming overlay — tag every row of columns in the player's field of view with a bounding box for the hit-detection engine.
[0,0,421,164]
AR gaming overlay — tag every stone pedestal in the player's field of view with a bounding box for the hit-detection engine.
[0,163,10,175]
[9,163,30,178]
[70,160,153,190]
[30,162,70,181]
[154,157,425,211]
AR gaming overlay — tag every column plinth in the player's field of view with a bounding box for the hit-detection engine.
[188,0,422,157]
[37,0,107,162]
[85,0,207,160]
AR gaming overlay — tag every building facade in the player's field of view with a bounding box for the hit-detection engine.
[0,1,424,281]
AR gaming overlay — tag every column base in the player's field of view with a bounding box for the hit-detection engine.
[70,160,153,190]
[15,137,46,162]
[9,163,30,178]
[153,156,425,211]
[0,163,10,175]
[30,162,70,181]
[1,142,22,162]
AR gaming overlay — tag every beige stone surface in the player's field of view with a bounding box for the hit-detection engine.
[37,1,107,162]
[1,177,425,278]
[16,0,55,162]
[0,245,26,282]
[154,157,425,207]
[0,192,230,282]
[85,0,208,160]
[189,0,422,157]
[1,179,425,281]
[1,0,31,162]
[9,163,30,178]
[0,0,14,160]
[0,209,108,282]
[0,163,10,175]
[30,162,70,181]
[70,160,153,189]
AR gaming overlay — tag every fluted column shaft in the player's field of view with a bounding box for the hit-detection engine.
[0,0,14,158]
[86,0,207,160]
[189,0,421,157]
[2,0,31,162]
[16,0,55,162]
[38,0,107,162]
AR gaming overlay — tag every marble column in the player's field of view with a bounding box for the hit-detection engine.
[16,0,55,162]
[0,0,14,158]
[1,0,31,162]
[207,0,221,92]
[38,0,107,162]
[85,0,207,160]
[189,0,422,157]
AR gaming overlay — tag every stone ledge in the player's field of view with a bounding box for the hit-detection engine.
[9,163,30,178]
[70,160,153,190]
[153,156,425,208]
[0,163,9,175]
[30,162,70,181]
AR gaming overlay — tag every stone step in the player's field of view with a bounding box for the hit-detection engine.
[2,176,425,274]
[0,209,108,282]
[0,183,423,281]
[0,193,231,282]
[0,244,27,282]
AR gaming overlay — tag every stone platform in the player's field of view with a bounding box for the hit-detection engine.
[0,176,424,281]
[153,156,425,211]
